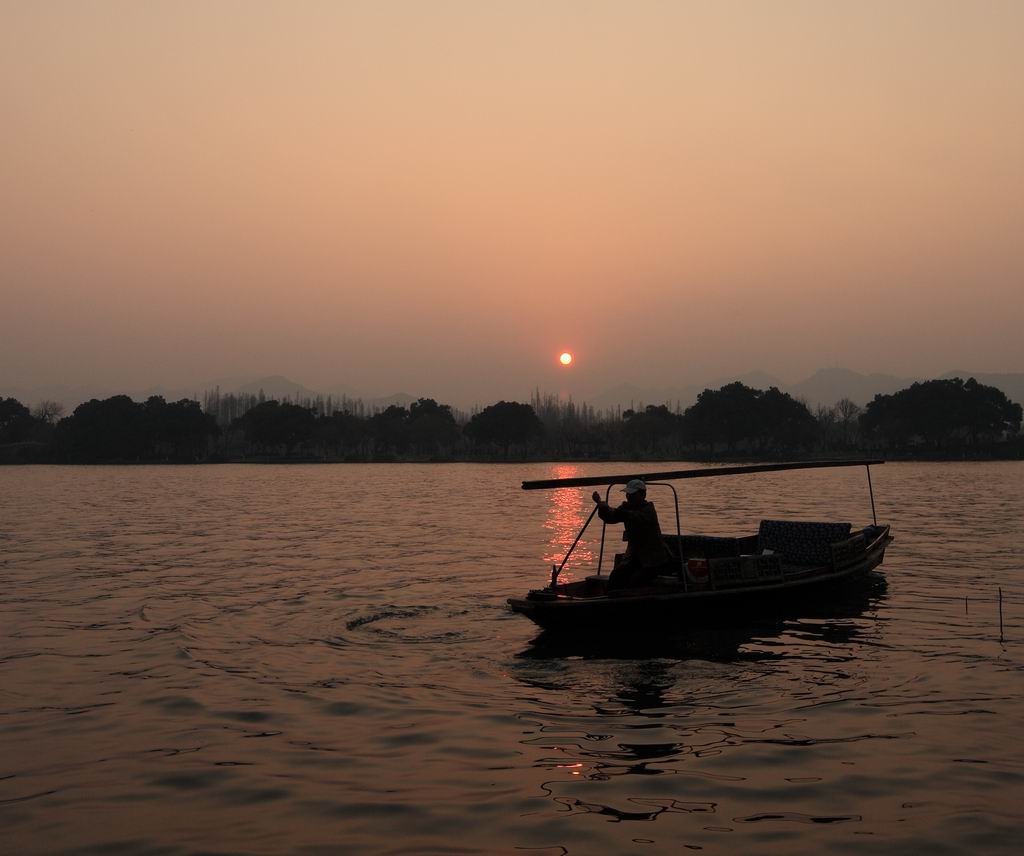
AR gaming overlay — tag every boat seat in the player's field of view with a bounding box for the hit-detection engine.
[757,520,851,565]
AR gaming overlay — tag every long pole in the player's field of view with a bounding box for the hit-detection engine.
[554,503,600,583]
[866,465,877,526]
[523,459,885,491]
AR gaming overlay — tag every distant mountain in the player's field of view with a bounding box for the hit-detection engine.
[232,375,320,400]
[788,368,915,408]
[199,375,255,391]
[323,382,362,400]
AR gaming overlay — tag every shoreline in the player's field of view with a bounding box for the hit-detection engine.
[3,451,1022,466]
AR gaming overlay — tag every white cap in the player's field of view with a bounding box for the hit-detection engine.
[622,478,646,495]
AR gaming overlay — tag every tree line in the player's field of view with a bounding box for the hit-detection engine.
[1,376,1020,463]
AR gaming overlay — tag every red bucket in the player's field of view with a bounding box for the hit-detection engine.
[686,558,709,588]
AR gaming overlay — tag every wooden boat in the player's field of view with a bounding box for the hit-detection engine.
[507,460,892,632]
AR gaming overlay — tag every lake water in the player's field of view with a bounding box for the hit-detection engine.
[1,462,1022,854]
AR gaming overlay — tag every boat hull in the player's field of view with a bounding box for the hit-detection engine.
[508,530,892,633]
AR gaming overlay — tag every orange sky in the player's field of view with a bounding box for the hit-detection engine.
[2,1,1022,403]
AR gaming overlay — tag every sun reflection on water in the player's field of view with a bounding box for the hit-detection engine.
[542,465,596,581]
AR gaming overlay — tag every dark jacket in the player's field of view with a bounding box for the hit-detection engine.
[597,499,672,568]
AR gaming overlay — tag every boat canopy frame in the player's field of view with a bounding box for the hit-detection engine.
[530,460,885,590]
[594,481,685,580]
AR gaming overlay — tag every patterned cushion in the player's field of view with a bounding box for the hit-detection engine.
[757,520,852,565]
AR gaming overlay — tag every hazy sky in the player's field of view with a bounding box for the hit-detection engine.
[3,1,1022,404]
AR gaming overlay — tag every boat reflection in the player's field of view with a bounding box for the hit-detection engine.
[512,576,890,813]
[541,465,595,584]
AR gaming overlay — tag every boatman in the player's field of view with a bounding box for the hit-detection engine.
[592,479,673,590]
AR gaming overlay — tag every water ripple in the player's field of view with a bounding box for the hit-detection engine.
[0,462,1022,854]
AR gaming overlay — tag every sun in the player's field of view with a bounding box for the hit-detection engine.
[559,351,573,366]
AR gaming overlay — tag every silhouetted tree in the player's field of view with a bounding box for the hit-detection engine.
[231,400,316,453]
[465,401,544,457]
[143,396,219,459]
[50,395,218,461]
[54,395,147,461]
[407,398,460,455]
[816,403,838,449]
[368,404,410,455]
[682,383,760,453]
[32,400,65,425]
[753,387,817,451]
[317,409,370,458]
[860,377,1022,449]
[679,383,816,453]
[8,376,1023,464]
[0,397,42,443]
[622,405,682,455]
[835,398,862,448]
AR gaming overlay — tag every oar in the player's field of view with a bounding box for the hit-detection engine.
[551,503,600,588]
